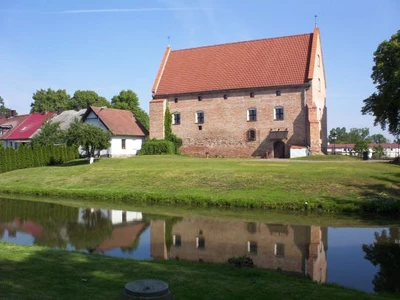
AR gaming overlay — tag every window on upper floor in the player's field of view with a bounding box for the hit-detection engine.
[247,108,257,121]
[196,111,204,124]
[172,112,181,125]
[274,106,284,121]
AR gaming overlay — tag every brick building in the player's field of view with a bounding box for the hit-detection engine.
[150,28,327,158]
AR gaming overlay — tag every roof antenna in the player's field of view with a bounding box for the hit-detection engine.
[167,36,170,47]
[314,15,318,28]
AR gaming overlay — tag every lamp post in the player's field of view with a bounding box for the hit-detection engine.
[331,133,337,155]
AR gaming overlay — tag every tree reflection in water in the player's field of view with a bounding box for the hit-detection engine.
[68,209,113,253]
[362,227,400,294]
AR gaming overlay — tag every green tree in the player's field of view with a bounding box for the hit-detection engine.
[164,106,182,153]
[370,134,388,144]
[111,90,149,130]
[362,228,400,293]
[31,121,66,146]
[353,140,369,156]
[65,119,111,158]
[348,128,371,143]
[30,88,71,113]
[373,145,385,159]
[68,90,110,110]
[361,30,400,136]
[329,127,348,143]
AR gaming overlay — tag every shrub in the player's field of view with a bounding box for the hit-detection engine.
[139,139,175,155]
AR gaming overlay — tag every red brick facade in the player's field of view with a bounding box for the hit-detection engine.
[150,28,327,158]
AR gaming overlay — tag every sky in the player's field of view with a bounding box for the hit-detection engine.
[1,0,399,139]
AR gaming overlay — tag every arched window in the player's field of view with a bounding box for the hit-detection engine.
[247,129,256,141]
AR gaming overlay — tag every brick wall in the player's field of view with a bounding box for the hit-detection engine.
[151,87,315,158]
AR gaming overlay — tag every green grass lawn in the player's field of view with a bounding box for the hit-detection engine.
[0,155,399,213]
[0,242,393,300]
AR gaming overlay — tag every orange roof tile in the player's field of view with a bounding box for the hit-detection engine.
[88,106,148,136]
[153,31,315,96]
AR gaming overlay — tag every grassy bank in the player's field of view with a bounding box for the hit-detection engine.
[0,155,398,214]
[0,242,391,300]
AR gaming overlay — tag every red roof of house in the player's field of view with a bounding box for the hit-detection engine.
[87,106,148,136]
[327,143,399,149]
[0,115,30,136]
[1,112,54,140]
[153,29,318,96]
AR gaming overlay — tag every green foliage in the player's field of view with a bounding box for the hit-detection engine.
[164,106,182,154]
[139,139,175,155]
[373,145,385,159]
[31,121,66,146]
[69,90,110,110]
[228,256,254,268]
[370,134,388,144]
[329,127,372,144]
[0,145,77,173]
[362,30,400,136]
[65,119,111,158]
[353,140,369,156]
[0,95,16,115]
[30,88,71,113]
[111,90,149,130]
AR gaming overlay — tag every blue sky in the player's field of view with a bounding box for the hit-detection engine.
[1,0,399,139]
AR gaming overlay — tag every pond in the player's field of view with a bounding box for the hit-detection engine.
[0,197,399,295]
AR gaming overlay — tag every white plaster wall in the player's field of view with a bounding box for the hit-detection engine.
[110,135,144,157]
[290,148,309,158]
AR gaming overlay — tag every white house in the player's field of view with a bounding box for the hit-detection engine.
[327,143,400,158]
[82,106,148,157]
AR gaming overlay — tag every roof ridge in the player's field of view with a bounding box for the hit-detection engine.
[172,32,313,52]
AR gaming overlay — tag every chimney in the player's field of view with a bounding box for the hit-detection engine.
[10,110,16,117]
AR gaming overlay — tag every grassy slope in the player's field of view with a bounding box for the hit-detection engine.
[0,156,398,213]
[0,242,392,300]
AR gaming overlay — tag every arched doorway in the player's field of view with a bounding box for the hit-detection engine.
[273,141,285,158]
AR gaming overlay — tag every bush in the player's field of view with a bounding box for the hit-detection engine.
[0,145,79,173]
[139,139,175,155]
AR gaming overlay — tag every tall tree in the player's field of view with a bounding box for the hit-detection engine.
[31,121,66,146]
[65,119,111,158]
[111,90,149,130]
[370,134,388,144]
[69,90,110,110]
[30,88,71,113]
[361,30,400,136]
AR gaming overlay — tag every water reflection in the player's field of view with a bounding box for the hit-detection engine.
[362,228,400,294]
[0,198,399,294]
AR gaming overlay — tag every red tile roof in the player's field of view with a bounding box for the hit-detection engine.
[153,29,318,96]
[87,106,148,136]
[1,112,54,140]
[0,115,30,138]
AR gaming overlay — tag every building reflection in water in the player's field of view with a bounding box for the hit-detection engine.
[151,219,327,283]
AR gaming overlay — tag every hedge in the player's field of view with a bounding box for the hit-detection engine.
[0,145,79,173]
[139,139,175,155]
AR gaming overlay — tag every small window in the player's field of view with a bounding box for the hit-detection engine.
[172,112,181,125]
[196,111,204,124]
[274,243,285,257]
[198,125,202,130]
[274,107,284,120]
[173,234,181,247]
[247,108,257,121]
[318,78,321,92]
[121,139,126,150]
[174,97,178,103]
[276,90,281,96]
[250,92,255,98]
[223,94,228,100]
[198,96,202,101]
[317,54,320,67]
[248,241,258,254]
[196,236,205,249]
[247,129,256,141]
